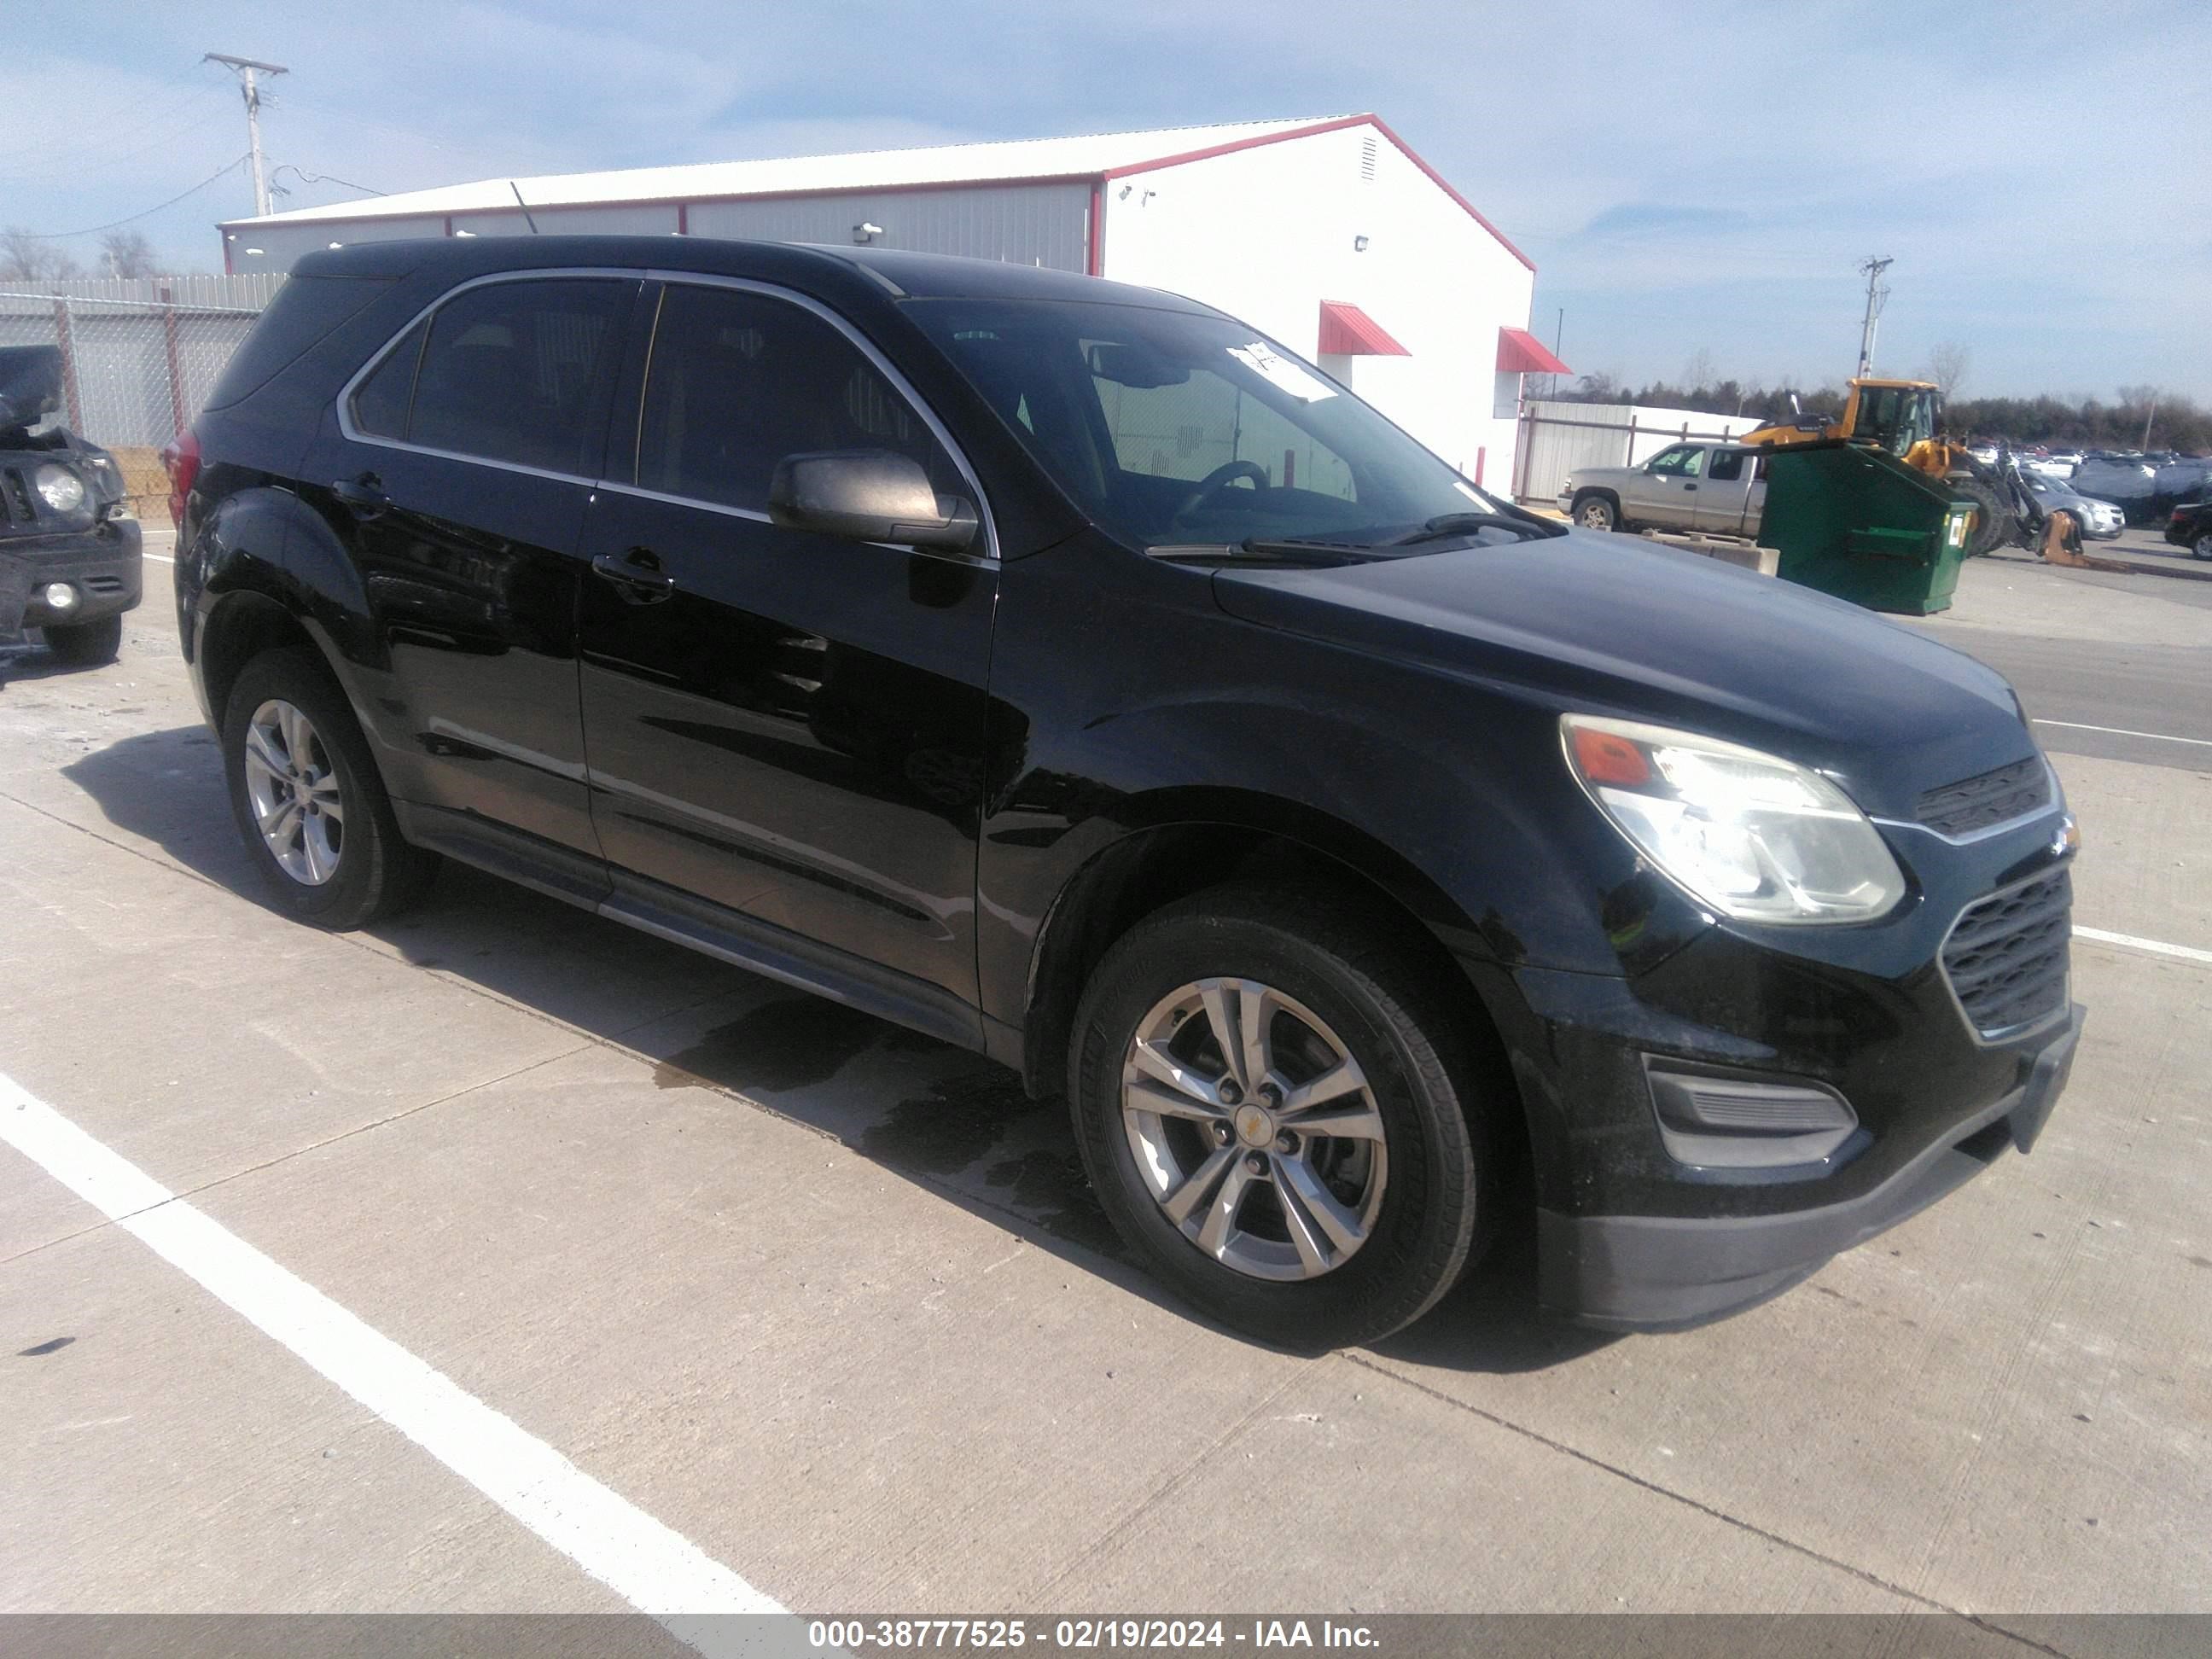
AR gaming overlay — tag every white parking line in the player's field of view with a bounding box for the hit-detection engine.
[2075,926,2212,966]
[0,1071,781,1630]
[2034,718,2212,749]
[142,550,173,564]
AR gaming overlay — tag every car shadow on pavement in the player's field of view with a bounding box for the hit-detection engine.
[63,725,1613,1373]
[1,634,104,687]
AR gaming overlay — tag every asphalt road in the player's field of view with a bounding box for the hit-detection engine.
[1901,553,2212,769]
[1,550,2206,1644]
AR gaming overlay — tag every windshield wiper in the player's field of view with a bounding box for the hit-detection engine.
[1148,539,1391,567]
[1379,510,1563,546]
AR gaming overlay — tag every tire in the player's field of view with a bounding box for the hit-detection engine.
[41,614,122,667]
[1571,492,1619,533]
[2193,532,2212,562]
[220,645,439,928]
[1068,885,1500,1349]
[1952,477,2013,558]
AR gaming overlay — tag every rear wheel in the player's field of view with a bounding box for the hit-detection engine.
[221,647,439,928]
[1572,492,1619,533]
[2193,532,2212,562]
[41,614,122,667]
[1069,886,1499,1349]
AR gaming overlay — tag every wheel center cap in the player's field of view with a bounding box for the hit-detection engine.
[1232,1103,1275,1147]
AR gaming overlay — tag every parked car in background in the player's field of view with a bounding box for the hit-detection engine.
[2069,457,2160,521]
[170,236,2083,1345]
[2019,470,2124,538]
[1559,441,1766,537]
[0,346,143,666]
[2166,484,2212,560]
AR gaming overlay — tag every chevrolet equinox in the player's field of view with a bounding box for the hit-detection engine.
[172,239,2084,1348]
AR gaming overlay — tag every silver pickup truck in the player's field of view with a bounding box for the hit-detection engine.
[1558,440,1765,538]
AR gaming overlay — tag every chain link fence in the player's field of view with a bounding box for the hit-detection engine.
[0,280,276,515]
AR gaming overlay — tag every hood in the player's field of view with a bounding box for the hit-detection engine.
[1210,527,2033,819]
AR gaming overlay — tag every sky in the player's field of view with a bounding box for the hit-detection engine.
[3,0,2205,402]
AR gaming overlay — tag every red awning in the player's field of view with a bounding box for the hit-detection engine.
[1317,300,1410,357]
[1497,326,1570,375]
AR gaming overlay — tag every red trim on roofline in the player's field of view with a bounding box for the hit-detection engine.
[1099,114,1535,273]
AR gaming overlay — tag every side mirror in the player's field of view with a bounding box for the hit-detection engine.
[768,450,978,552]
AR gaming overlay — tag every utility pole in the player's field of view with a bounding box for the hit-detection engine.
[1854,255,1893,378]
[2140,390,2158,451]
[204,53,288,218]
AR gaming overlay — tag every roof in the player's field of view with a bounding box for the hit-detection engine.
[291,235,1225,313]
[218,113,1534,270]
[224,118,1347,228]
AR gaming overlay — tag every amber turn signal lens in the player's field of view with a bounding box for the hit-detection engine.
[1570,726,1651,787]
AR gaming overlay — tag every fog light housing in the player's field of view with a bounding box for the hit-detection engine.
[1643,1057,1859,1170]
[43,581,79,612]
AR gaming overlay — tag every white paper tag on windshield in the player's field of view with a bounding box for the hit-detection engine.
[1227,342,1336,403]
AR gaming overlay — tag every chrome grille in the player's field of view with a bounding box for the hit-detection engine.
[1917,757,2052,837]
[1942,868,2071,1039]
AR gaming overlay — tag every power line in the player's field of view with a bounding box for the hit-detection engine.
[14,154,250,239]
[270,163,387,199]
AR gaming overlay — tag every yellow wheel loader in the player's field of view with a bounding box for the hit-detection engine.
[1741,378,2031,557]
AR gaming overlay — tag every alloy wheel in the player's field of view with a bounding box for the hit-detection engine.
[1578,500,1613,530]
[1120,978,1388,1282]
[242,698,346,884]
[2194,533,2212,562]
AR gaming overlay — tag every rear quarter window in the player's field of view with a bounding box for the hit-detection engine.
[201,275,397,412]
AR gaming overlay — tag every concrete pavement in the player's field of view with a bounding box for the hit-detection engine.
[2,566,2207,1634]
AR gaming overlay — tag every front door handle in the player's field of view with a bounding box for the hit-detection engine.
[591,547,676,603]
[331,473,389,518]
[1684,483,1697,492]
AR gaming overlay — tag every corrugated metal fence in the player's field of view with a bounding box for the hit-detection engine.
[0,276,282,471]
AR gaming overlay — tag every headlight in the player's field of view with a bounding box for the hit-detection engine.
[32,463,85,514]
[1562,713,1907,925]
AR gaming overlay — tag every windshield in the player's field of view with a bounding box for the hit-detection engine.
[905,296,1516,553]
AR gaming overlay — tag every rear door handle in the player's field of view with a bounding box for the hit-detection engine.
[331,474,389,518]
[591,547,676,603]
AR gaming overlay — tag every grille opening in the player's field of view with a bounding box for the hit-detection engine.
[1942,868,2070,1039]
[1917,756,2052,837]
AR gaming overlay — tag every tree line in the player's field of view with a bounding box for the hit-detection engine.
[0,229,162,282]
[1550,357,2208,454]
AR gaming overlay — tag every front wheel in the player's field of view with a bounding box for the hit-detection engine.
[1069,887,1499,1349]
[221,646,439,928]
[42,614,122,667]
[1572,492,1619,533]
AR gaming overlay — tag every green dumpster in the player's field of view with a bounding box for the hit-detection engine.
[1755,439,1976,615]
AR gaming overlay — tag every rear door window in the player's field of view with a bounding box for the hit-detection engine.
[1707,449,1746,481]
[402,278,632,475]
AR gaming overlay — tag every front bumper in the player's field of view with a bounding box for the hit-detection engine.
[1538,1004,2083,1330]
[0,518,143,633]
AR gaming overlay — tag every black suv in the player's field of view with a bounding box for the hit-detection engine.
[173,239,2083,1347]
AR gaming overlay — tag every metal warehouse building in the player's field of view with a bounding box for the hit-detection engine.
[219,114,1567,486]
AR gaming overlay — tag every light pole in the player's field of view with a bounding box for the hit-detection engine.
[204,53,288,218]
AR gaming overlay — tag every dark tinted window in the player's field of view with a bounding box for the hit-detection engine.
[1707,449,1745,481]
[351,317,425,439]
[408,278,630,474]
[635,282,959,513]
[203,274,396,412]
